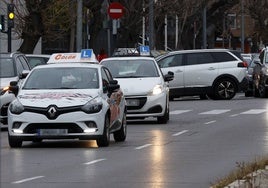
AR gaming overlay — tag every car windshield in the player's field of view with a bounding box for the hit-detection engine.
[23,67,99,89]
[102,59,159,78]
[0,58,16,78]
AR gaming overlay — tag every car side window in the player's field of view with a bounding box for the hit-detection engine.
[158,54,183,68]
[186,52,214,65]
[18,56,31,70]
[101,68,111,93]
[15,59,24,76]
[211,52,237,62]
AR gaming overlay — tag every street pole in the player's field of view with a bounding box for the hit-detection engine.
[241,0,245,52]
[149,0,154,50]
[76,0,82,52]
[164,14,167,51]
[8,27,11,52]
[175,15,178,49]
[202,6,207,49]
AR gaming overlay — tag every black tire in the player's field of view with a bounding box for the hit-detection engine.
[253,84,260,97]
[96,115,110,147]
[8,133,22,148]
[258,84,268,98]
[213,78,236,100]
[113,109,127,142]
[157,102,169,124]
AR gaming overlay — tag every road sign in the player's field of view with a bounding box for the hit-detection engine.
[107,2,124,19]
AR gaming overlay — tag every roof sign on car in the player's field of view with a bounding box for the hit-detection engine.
[47,49,98,64]
[139,45,150,56]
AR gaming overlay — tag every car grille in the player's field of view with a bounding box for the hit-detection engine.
[24,105,82,120]
[23,123,83,134]
[125,97,147,110]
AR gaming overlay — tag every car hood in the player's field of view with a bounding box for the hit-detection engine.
[17,90,99,108]
[0,77,17,88]
[116,77,162,96]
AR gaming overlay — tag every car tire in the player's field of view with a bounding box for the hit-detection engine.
[157,101,169,124]
[8,133,22,148]
[253,84,260,97]
[213,78,236,100]
[258,84,268,98]
[113,108,127,142]
[96,114,110,147]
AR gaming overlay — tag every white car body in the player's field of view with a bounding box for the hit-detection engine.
[8,63,127,147]
[101,56,173,124]
[156,49,248,100]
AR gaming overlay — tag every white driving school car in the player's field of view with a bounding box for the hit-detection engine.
[8,52,126,148]
[101,47,174,124]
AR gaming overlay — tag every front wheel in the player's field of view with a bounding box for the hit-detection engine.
[8,133,23,148]
[96,115,110,147]
[258,84,268,98]
[213,78,236,100]
[113,109,127,142]
[157,102,169,124]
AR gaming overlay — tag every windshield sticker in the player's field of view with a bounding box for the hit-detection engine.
[19,92,92,100]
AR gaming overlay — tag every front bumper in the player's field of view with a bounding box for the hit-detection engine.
[8,111,105,140]
[125,92,167,118]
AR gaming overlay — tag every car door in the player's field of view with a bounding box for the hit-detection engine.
[101,67,124,125]
[184,52,218,88]
[157,53,184,90]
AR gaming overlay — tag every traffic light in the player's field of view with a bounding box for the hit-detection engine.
[0,15,5,31]
[7,3,15,28]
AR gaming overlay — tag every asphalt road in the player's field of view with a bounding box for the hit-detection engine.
[1,94,268,188]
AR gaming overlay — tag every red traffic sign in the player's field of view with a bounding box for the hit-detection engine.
[107,2,124,19]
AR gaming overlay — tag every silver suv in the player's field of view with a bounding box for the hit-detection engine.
[156,49,248,100]
[0,52,31,127]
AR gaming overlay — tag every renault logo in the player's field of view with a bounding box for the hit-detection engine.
[47,106,57,119]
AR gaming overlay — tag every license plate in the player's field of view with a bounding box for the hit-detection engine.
[38,129,68,136]
[126,99,140,106]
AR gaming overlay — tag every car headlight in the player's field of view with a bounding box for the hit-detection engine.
[81,98,103,114]
[9,99,24,114]
[148,85,164,96]
[0,86,9,95]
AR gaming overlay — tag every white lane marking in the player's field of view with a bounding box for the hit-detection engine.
[230,114,239,117]
[240,109,267,114]
[135,144,152,150]
[84,158,106,165]
[204,120,216,125]
[172,130,189,136]
[170,110,192,115]
[12,176,44,184]
[199,109,231,115]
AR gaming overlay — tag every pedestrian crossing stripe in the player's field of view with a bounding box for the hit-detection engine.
[170,110,192,115]
[199,110,231,115]
[240,109,266,114]
[170,109,267,115]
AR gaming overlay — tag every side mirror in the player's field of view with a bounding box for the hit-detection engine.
[19,70,30,79]
[9,81,19,96]
[164,71,174,82]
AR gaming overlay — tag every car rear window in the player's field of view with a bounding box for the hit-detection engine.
[186,52,214,65]
[210,52,237,62]
[0,58,16,78]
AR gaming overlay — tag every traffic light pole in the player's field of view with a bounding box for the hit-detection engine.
[8,27,11,52]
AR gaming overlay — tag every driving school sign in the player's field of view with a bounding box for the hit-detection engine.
[107,2,124,19]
